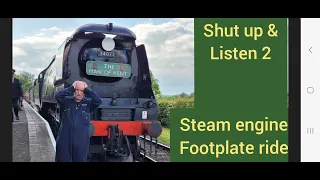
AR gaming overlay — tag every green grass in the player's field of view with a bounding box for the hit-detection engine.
[158,127,170,145]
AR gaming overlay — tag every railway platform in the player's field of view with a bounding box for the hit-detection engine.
[12,101,170,162]
[12,100,56,162]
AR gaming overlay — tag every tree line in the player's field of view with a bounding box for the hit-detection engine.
[150,71,194,100]
[14,71,35,94]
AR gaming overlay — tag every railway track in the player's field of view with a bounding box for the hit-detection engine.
[139,135,170,162]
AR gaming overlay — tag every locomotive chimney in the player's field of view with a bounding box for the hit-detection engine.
[107,23,113,31]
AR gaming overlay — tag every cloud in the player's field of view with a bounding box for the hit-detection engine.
[12,18,194,94]
[40,27,62,32]
[131,18,194,78]
[13,27,74,76]
[12,46,27,57]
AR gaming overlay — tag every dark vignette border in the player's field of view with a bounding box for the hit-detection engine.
[0,18,12,162]
[288,18,300,162]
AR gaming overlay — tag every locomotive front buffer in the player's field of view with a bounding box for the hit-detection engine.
[90,117,163,161]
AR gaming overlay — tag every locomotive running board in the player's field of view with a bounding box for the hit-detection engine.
[90,120,162,138]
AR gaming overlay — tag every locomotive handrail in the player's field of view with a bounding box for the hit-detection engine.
[71,23,136,40]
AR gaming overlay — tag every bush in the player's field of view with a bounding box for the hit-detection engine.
[158,101,171,127]
[157,97,194,128]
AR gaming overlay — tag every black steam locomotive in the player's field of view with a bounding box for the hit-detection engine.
[27,23,162,162]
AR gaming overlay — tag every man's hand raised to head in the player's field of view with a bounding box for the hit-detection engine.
[72,81,88,90]
[72,81,79,88]
[82,81,88,89]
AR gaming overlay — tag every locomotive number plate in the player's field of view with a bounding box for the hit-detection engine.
[97,51,116,57]
[86,61,131,78]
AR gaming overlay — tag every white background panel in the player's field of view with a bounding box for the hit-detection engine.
[301,18,320,162]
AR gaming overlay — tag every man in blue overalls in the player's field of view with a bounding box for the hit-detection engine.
[55,81,102,162]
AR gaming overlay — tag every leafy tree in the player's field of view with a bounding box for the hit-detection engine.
[14,71,35,92]
[150,70,161,98]
[23,81,33,92]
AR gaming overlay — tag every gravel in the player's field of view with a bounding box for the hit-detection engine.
[140,137,170,162]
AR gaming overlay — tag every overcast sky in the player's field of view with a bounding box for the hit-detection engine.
[12,18,194,95]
